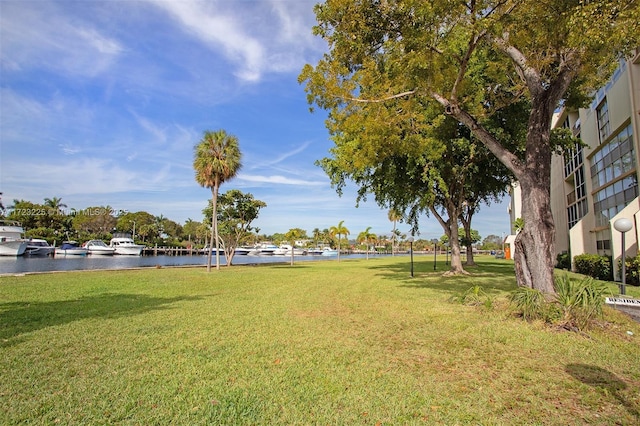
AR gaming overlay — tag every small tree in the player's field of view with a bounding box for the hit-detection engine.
[329,220,350,262]
[204,189,266,266]
[284,228,307,266]
[357,226,376,260]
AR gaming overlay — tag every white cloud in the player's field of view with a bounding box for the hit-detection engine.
[146,0,265,81]
[0,1,123,77]
[1,158,165,196]
[145,0,322,82]
[239,174,324,186]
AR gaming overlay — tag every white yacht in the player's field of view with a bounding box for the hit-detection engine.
[84,239,116,255]
[109,237,144,255]
[0,221,29,256]
[275,244,307,256]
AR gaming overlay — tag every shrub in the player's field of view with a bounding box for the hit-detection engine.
[510,287,548,321]
[510,275,611,331]
[556,252,571,270]
[573,254,612,281]
[618,255,640,285]
[553,275,610,330]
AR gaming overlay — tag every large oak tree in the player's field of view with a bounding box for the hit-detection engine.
[300,0,639,293]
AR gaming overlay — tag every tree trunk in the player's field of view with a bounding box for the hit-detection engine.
[465,244,475,266]
[214,183,221,271]
[446,224,468,275]
[207,182,220,272]
[513,172,556,294]
[461,215,476,266]
[430,205,467,275]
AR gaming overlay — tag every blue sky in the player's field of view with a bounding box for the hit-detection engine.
[0,0,511,241]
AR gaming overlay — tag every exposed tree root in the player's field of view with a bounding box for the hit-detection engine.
[443,269,471,276]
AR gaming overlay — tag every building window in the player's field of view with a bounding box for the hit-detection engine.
[597,99,610,143]
[565,142,588,229]
[590,123,637,253]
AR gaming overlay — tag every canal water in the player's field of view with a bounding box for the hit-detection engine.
[0,253,375,275]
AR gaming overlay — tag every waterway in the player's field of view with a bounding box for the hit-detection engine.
[0,253,378,275]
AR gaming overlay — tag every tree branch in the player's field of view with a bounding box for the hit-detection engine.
[339,89,417,103]
[431,92,525,179]
[490,34,543,97]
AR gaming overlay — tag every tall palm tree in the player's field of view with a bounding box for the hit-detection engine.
[329,220,350,262]
[388,209,402,256]
[357,226,376,260]
[194,129,242,271]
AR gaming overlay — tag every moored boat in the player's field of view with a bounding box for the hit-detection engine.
[275,244,306,256]
[0,220,29,256]
[321,247,339,256]
[109,237,144,256]
[25,238,55,256]
[200,245,225,255]
[257,243,278,255]
[84,239,116,255]
[234,247,251,255]
[55,241,89,256]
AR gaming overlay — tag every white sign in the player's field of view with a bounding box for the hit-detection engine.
[605,297,640,307]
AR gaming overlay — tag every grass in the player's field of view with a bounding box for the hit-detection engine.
[1,255,639,424]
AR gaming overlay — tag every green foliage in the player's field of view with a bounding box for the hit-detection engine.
[573,254,613,281]
[618,254,640,286]
[556,252,571,270]
[450,285,494,310]
[480,234,502,251]
[553,275,610,331]
[459,227,481,247]
[549,128,586,157]
[511,275,611,331]
[513,218,524,233]
[510,287,548,322]
[208,189,266,265]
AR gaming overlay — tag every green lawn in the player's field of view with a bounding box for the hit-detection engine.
[1,256,639,425]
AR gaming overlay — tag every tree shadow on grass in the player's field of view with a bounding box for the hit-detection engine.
[565,363,640,420]
[369,258,518,296]
[0,293,201,345]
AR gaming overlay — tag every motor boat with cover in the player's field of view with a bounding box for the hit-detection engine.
[0,220,28,256]
[55,241,89,256]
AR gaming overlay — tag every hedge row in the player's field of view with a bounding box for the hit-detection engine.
[572,254,613,281]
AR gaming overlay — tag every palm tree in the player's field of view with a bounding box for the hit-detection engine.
[329,220,350,262]
[312,228,322,248]
[44,197,67,214]
[357,226,376,260]
[194,129,242,271]
[388,209,402,256]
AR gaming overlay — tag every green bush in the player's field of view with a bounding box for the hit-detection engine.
[618,255,640,285]
[556,252,571,270]
[510,275,611,330]
[553,275,610,330]
[573,254,612,281]
[510,287,549,322]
